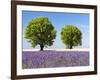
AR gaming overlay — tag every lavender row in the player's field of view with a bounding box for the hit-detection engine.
[22,50,89,69]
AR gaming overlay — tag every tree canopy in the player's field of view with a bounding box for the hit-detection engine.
[24,16,56,51]
[60,25,82,49]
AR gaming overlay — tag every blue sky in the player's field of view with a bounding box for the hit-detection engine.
[22,11,90,49]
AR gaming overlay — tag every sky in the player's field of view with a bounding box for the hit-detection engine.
[22,11,90,49]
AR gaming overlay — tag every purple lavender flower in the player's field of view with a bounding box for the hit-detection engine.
[22,50,89,69]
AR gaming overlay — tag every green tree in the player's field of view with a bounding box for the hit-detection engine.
[60,25,82,49]
[24,16,56,51]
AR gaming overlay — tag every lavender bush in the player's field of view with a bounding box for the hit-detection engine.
[22,50,89,69]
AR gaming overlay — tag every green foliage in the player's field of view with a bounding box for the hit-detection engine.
[24,16,56,51]
[61,25,82,49]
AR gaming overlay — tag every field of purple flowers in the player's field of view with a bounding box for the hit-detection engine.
[22,50,89,69]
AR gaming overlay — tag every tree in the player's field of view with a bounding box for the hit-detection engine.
[24,16,56,51]
[60,25,82,49]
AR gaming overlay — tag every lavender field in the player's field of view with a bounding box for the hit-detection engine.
[22,50,89,69]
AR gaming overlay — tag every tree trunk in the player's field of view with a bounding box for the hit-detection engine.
[40,45,44,51]
[69,45,72,49]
